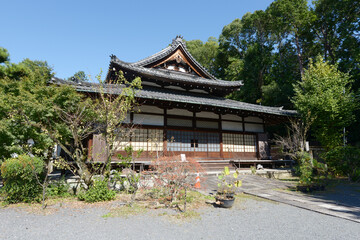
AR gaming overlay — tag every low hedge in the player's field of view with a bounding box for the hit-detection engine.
[1,154,44,203]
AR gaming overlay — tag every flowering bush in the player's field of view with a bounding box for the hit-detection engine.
[151,155,205,211]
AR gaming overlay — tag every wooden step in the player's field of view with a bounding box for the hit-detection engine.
[200,161,235,172]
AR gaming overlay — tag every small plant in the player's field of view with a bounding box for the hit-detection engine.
[215,167,242,208]
[102,203,148,218]
[46,178,71,197]
[326,146,360,182]
[217,167,242,197]
[250,166,256,175]
[295,152,329,192]
[114,145,143,206]
[1,154,44,203]
[78,179,116,203]
[298,153,313,186]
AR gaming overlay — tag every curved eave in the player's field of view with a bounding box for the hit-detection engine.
[110,57,243,89]
[50,78,297,118]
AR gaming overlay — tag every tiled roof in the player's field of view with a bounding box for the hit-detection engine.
[110,56,243,89]
[130,36,216,80]
[50,77,297,117]
[108,36,243,90]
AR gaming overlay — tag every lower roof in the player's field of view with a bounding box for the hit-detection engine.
[50,77,297,119]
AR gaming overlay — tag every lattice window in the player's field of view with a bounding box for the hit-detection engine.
[223,133,243,152]
[132,129,148,151]
[167,130,220,152]
[222,133,257,153]
[114,131,131,151]
[244,134,256,152]
[207,132,221,152]
[129,128,164,152]
[148,129,163,152]
[194,132,207,152]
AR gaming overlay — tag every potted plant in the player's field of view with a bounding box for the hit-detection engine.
[216,167,242,208]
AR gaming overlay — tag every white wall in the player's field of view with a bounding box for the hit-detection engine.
[244,123,264,132]
[196,111,219,119]
[222,121,243,131]
[136,105,164,114]
[167,118,193,127]
[133,114,164,126]
[167,108,193,116]
[197,120,218,129]
[244,116,263,123]
[222,114,242,121]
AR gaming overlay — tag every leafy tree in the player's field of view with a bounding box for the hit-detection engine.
[93,71,141,177]
[218,11,274,104]
[185,0,359,145]
[267,0,315,78]
[312,0,360,144]
[312,0,360,68]
[262,42,300,108]
[0,47,9,64]
[326,146,360,182]
[68,70,89,83]
[186,37,220,76]
[0,51,56,159]
[0,48,91,188]
[292,56,357,149]
[0,48,141,189]
[20,71,141,187]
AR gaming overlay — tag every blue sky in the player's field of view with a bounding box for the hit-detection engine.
[2,0,274,79]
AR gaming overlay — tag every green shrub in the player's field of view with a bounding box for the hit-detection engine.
[326,146,360,182]
[47,178,71,197]
[298,152,313,186]
[1,154,44,203]
[78,179,116,203]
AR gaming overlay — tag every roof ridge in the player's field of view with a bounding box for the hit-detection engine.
[110,56,243,88]
[130,44,175,67]
[125,36,216,80]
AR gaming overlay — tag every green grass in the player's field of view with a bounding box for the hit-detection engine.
[102,203,148,218]
[204,195,215,201]
[174,210,201,220]
[235,193,278,204]
[278,177,299,182]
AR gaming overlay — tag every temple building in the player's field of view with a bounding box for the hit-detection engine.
[54,36,296,169]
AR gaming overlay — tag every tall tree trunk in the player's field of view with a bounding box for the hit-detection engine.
[295,34,305,78]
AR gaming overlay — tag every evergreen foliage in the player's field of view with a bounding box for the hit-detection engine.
[292,57,357,149]
[78,179,116,203]
[1,155,44,203]
[326,146,360,182]
[186,0,360,145]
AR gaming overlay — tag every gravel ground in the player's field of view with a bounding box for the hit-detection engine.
[311,182,360,208]
[1,197,359,240]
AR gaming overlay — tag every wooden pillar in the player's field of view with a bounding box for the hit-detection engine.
[87,137,93,160]
[256,133,260,160]
[242,116,245,132]
[130,112,134,123]
[193,111,196,155]
[219,114,223,159]
[163,108,168,156]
